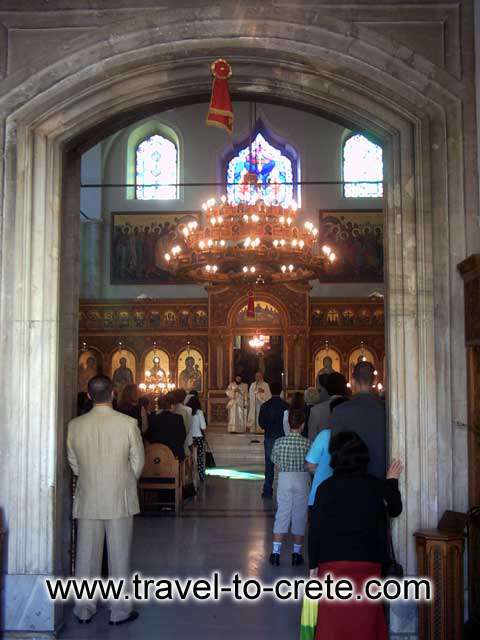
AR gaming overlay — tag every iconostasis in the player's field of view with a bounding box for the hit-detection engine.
[79,286,385,425]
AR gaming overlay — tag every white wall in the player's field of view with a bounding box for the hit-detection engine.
[80,101,384,299]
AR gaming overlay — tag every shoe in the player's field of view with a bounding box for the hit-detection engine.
[292,553,304,566]
[74,615,92,624]
[261,492,273,499]
[109,611,139,626]
[269,553,280,566]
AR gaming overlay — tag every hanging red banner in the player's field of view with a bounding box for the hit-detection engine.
[206,59,233,135]
[247,289,255,318]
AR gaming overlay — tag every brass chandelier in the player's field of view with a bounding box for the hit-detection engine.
[164,195,337,284]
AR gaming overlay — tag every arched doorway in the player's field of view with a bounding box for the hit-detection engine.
[0,14,471,634]
[229,294,288,387]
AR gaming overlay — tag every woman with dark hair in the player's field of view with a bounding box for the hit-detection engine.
[308,372,348,440]
[187,395,207,482]
[308,431,403,640]
[283,392,305,436]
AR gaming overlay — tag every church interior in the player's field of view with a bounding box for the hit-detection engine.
[78,101,386,429]
[1,2,480,640]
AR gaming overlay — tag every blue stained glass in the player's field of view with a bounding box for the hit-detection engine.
[226,132,296,205]
[136,134,178,200]
[343,134,383,198]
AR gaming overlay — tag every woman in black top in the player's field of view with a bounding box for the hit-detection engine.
[308,431,403,640]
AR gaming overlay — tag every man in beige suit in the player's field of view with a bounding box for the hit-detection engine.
[67,375,145,625]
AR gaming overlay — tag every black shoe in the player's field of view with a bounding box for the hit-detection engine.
[109,611,139,626]
[261,492,273,499]
[74,615,92,624]
[269,552,280,566]
[292,553,304,566]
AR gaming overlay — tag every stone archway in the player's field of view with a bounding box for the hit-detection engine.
[0,12,474,636]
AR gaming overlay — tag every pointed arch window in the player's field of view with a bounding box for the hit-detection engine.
[135,134,178,200]
[226,130,299,206]
[343,134,383,198]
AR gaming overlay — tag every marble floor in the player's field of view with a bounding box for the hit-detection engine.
[59,472,306,640]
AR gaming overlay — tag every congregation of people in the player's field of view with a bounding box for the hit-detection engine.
[258,361,403,640]
[69,360,402,637]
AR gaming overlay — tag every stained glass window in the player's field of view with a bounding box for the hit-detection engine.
[226,132,298,206]
[343,134,383,198]
[135,134,178,200]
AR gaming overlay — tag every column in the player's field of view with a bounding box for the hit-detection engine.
[80,219,103,299]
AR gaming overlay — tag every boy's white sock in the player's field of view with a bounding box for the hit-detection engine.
[272,541,282,554]
[293,543,302,554]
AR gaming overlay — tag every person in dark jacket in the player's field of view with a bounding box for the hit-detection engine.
[308,431,403,640]
[117,384,141,426]
[258,381,289,498]
[331,361,387,478]
[144,393,186,461]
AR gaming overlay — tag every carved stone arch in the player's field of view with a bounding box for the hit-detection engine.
[0,11,473,635]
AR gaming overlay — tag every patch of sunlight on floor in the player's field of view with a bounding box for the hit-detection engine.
[205,467,265,480]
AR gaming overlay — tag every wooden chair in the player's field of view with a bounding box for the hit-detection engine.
[139,443,183,514]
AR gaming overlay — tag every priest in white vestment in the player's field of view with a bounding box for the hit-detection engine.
[247,372,272,433]
[226,376,248,433]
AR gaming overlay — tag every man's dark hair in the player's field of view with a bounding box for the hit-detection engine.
[352,361,375,387]
[288,409,305,431]
[317,373,330,391]
[175,388,187,403]
[165,391,177,407]
[270,381,282,396]
[87,375,113,404]
[289,392,304,413]
[329,431,369,475]
[187,395,202,416]
[325,372,348,396]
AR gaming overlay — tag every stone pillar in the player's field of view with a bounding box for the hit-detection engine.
[80,219,103,299]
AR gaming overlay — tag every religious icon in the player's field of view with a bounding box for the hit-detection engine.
[314,348,341,384]
[144,348,170,381]
[236,300,280,325]
[177,348,203,393]
[319,211,384,283]
[118,311,130,328]
[163,310,176,327]
[78,350,101,393]
[111,212,199,284]
[111,350,136,394]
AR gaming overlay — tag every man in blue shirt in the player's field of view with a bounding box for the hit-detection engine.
[305,396,349,505]
[258,381,289,498]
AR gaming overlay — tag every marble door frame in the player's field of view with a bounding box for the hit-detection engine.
[0,16,473,636]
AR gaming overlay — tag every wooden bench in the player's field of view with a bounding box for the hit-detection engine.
[139,443,184,513]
